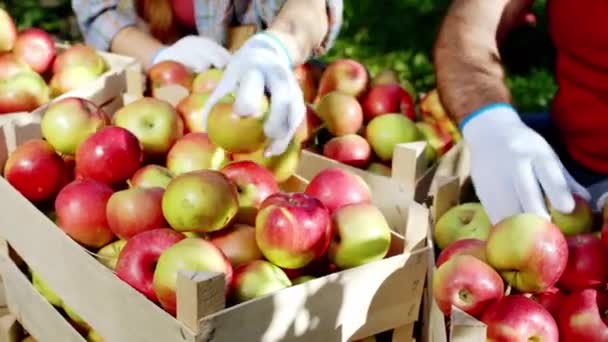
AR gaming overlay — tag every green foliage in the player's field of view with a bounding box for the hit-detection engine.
[2,0,81,42]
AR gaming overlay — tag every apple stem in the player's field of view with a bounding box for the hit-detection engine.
[505,284,512,296]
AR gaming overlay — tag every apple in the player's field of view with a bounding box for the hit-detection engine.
[232,140,301,183]
[176,92,209,133]
[419,89,449,121]
[49,66,101,97]
[485,213,568,293]
[365,114,421,162]
[548,193,593,236]
[166,132,229,175]
[482,295,559,341]
[256,192,332,269]
[129,164,174,189]
[533,286,567,318]
[4,139,68,202]
[53,43,107,75]
[191,68,223,94]
[0,8,17,53]
[292,275,316,285]
[317,58,368,98]
[433,203,492,250]
[366,162,392,177]
[557,289,608,341]
[316,92,363,136]
[55,179,115,248]
[162,170,239,233]
[304,167,371,214]
[87,330,104,342]
[209,224,263,266]
[96,239,127,270]
[12,28,56,74]
[329,203,392,269]
[63,304,91,333]
[372,69,400,86]
[0,71,50,113]
[31,271,63,307]
[433,255,504,317]
[294,63,317,103]
[232,260,292,303]
[106,187,168,239]
[415,121,454,159]
[41,97,110,155]
[557,233,608,292]
[113,97,183,157]
[153,237,233,315]
[361,83,415,121]
[115,228,185,302]
[0,54,32,80]
[148,60,193,94]
[435,238,487,267]
[294,105,321,144]
[323,134,372,167]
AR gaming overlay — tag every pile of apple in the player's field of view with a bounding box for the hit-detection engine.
[0,8,108,114]
[432,194,608,341]
[3,93,395,329]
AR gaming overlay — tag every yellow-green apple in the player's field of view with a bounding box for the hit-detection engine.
[129,164,174,189]
[49,65,101,97]
[206,94,269,154]
[294,105,321,144]
[191,68,223,94]
[304,167,371,214]
[219,160,280,225]
[113,97,183,157]
[41,97,110,155]
[0,53,32,80]
[316,92,363,136]
[361,83,415,121]
[232,260,292,303]
[533,286,567,318]
[13,28,56,74]
[176,92,208,133]
[87,330,104,342]
[0,71,50,113]
[55,179,116,248]
[115,228,185,302]
[52,43,107,75]
[63,304,91,334]
[366,162,392,177]
[323,134,371,167]
[419,89,448,120]
[317,58,368,98]
[256,192,332,269]
[292,275,316,285]
[4,139,68,203]
[75,126,143,186]
[557,234,608,292]
[365,114,421,162]
[232,140,301,183]
[31,271,63,307]
[328,203,392,269]
[209,224,263,266]
[0,8,16,53]
[96,239,127,270]
[433,203,492,249]
[294,63,318,103]
[106,187,168,239]
[547,193,593,236]
[557,289,608,341]
[415,121,454,159]
[432,255,504,317]
[372,69,399,86]
[485,213,568,293]
[148,60,193,95]
[435,238,487,267]
[166,132,228,175]
[152,237,233,315]
[162,170,238,233]
[481,295,558,341]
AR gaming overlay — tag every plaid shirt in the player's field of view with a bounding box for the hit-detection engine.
[72,0,343,55]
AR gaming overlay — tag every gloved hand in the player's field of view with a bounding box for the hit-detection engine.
[199,31,306,157]
[461,104,591,224]
[152,36,231,73]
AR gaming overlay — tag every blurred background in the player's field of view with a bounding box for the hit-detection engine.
[0,0,557,113]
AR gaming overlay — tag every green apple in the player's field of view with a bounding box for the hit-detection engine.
[366,162,392,177]
[63,304,91,333]
[86,330,105,342]
[434,203,492,250]
[96,239,127,270]
[548,193,593,236]
[232,260,292,303]
[365,113,421,161]
[49,65,100,98]
[129,164,174,189]
[292,275,316,285]
[31,271,63,307]
[192,68,224,94]
[232,140,301,183]
[166,132,229,175]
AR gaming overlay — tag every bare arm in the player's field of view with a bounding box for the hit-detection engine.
[434,0,534,123]
[110,27,164,70]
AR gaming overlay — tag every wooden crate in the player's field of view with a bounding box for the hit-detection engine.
[0,84,431,342]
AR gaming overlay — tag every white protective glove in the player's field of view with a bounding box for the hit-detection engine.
[152,36,231,73]
[199,31,306,157]
[462,104,591,224]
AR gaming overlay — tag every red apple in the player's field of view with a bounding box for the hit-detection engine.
[557,234,608,292]
[304,167,372,214]
[323,134,371,167]
[129,164,174,189]
[316,92,363,136]
[365,114,421,162]
[433,255,504,317]
[49,65,101,97]
[209,224,263,266]
[148,60,193,94]
[533,286,567,319]
[558,289,608,341]
[255,192,332,269]
[75,126,143,186]
[294,63,318,103]
[361,84,415,121]
[415,121,454,159]
[294,105,321,144]
[0,71,50,114]
[482,295,559,341]
[166,132,229,175]
[435,238,487,267]
[170,0,196,29]
[115,228,185,302]
[0,54,32,80]
[176,92,209,133]
[231,260,292,303]
[13,28,56,74]
[317,59,368,99]
[55,179,115,248]
[191,68,223,94]
[231,140,301,183]
[52,43,107,75]
[0,8,17,53]
[4,139,68,202]
[106,187,168,239]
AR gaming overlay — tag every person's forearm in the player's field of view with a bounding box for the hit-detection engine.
[110,26,165,70]
[267,0,329,65]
